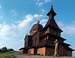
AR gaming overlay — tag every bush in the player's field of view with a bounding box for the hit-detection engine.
[0,47,14,53]
[1,47,8,53]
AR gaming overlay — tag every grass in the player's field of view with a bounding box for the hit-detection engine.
[0,51,23,58]
[0,52,16,58]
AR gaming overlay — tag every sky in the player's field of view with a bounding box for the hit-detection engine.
[0,0,75,52]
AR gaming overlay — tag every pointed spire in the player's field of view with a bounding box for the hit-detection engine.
[47,5,56,16]
[45,5,63,32]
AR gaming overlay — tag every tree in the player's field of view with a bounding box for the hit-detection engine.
[8,49,14,52]
[1,47,8,53]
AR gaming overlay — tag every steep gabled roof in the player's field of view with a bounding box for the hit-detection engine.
[45,17,62,32]
[44,6,62,32]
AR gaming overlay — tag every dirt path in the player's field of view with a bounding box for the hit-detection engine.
[15,55,75,58]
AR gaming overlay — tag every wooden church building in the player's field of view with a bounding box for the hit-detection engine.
[23,6,74,56]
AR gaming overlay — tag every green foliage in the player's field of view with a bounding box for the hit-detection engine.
[0,47,14,53]
[1,47,8,53]
[0,47,23,58]
[8,49,14,52]
[0,52,15,58]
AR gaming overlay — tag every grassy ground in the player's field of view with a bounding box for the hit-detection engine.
[0,52,19,58]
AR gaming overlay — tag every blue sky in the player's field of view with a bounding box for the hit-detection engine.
[0,0,75,52]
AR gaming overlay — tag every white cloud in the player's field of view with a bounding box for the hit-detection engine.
[0,14,47,50]
[57,21,75,37]
[62,25,75,36]
[41,9,47,14]
[0,23,24,50]
[18,14,33,28]
[0,24,17,39]
[0,15,33,40]
[40,19,47,26]
[34,14,43,20]
[0,14,33,50]
[0,14,43,38]
[35,0,51,6]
